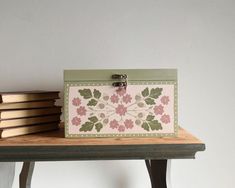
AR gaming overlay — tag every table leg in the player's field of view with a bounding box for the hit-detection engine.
[145,159,168,188]
[19,162,35,188]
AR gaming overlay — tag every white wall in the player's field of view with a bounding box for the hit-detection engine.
[0,0,234,188]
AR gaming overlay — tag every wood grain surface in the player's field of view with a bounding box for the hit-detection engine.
[0,127,205,162]
[0,127,202,146]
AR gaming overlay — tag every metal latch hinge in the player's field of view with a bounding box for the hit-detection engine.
[111,74,128,90]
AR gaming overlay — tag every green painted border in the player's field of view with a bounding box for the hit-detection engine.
[64,80,178,138]
[64,69,177,81]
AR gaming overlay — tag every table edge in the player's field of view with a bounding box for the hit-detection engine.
[0,142,205,162]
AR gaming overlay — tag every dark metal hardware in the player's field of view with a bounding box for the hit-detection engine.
[111,74,127,80]
[112,74,128,89]
[112,81,127,88]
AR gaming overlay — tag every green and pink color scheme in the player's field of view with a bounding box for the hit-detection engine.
[64,69,178,138]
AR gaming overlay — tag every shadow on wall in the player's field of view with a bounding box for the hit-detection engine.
[72,161,130,188]
[0,162,15,188]
[104,163,129,188]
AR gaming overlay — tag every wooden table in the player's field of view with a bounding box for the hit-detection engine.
[0,127,205,188]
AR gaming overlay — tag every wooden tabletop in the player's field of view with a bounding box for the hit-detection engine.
[0,127,205,162]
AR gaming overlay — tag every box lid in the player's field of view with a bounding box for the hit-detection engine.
[64,69,177,81]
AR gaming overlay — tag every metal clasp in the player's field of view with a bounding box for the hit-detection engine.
[112,81,127,88]
[111,74,128,90]
[111,74,128,80]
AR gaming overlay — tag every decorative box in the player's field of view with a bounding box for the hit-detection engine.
[64,69,178,138]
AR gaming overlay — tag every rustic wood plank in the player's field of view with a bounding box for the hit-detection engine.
[0,127,203,146]
[0,127,205,162]
[0,127,205,187]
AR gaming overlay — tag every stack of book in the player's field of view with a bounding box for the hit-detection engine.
[0,91,61,138]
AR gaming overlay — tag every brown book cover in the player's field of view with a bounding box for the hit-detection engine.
[0,91,59,103]
[0,106,61,120]
[0,122,59,138]
[0,100,56,110]
[0,114,61,128]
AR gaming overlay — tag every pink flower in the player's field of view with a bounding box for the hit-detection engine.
[154,105,164,115]
[118,125,125,132]
[110,94,119,103]
[77,106,87,116]
[115,104,127,116]
[116,88,126,96]
[161,96,170,105]
[71,117,81,126]
[122,94,132,104]
[72,97,81,106]
[110,119,119,129]
[160,114,170,124]
[124,119,134,129]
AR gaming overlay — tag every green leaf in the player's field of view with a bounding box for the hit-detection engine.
[149,88,163,99]
[79,122,94,132]
[87,99,98,106]
[141,122,150,131]
[144,98,155,105]
[78,89,92,99]
[88,116,99,123]
[146,115,155,121]
[149,120,162,131]
[141,87,149,97]
[95,122,103,132]
[93,89,101,99]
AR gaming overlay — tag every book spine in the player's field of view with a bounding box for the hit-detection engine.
[1,124,59,138]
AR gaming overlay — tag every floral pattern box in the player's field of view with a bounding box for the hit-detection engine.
[64,69,178,138]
